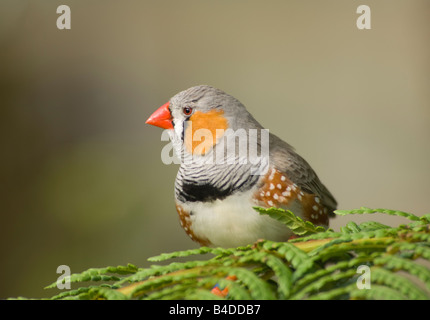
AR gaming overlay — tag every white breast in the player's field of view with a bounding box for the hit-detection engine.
[180,188,302,248]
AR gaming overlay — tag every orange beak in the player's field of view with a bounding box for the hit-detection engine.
[146,102,174,129]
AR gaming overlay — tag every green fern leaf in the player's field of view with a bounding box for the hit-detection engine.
[126,268,205,299]
[335,207,421,221]
[37,207,430,300]
[288,231,343,243]
[184,289,225,300]
[148,247,221,262]
[260,241,316,281]
[234,250,292,299]
[197,276,252,300]
[89,287,128,300]
[254,207,326,236]
[370,267,430,300]
[374,254,430,291]
[292,256,372,297]
[50,286,93,300]
[358,221,391,231]
[349,285,407,300]
[223,267,277,300]
[292,269,357,300]
[340,221,361,234]
[44,264,138,289]
[143,278,200,300]
[305,283,357,300]
[420,214,430,223]
[390,242,430,261]
[117,260,217,286]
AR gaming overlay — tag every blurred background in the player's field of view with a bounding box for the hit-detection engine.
[0,0,429,298]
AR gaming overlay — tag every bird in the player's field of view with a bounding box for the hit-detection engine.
[146,85,337,248]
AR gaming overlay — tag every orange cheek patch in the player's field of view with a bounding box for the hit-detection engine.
[184,110,228,155]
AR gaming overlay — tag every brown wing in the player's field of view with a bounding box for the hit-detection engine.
[268,133,337,216]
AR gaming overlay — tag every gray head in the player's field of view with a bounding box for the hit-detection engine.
[169,85,263,133]
[146,85,266,165]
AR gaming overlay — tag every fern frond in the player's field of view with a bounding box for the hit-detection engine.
[123,268,207,299]
[143,278,201,300]
[335,207,421,221]
[147,246,235,262]
[234,250,293,298]
[35,207,430,300]
[89,287,128,300]
[116,260,219,287]
[45,264,138,289]
[374,254,430,291]
[223,267,277,300]
[349,285,407,300]
[358,221,391,231]
[369,267,430,300]
[291,269,357,300]
[194,276,253,300]
[420,214,430,223]
[340,221,363,234]
[291,256,373,297]
[254,207,327,236]
[309,238,396,263]
[304,283,355,300]
[185,289,225,300]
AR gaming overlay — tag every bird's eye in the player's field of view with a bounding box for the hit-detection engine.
[182,107,193,116]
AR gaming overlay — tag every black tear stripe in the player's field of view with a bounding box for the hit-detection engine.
[181,117,192,142]
[178,182,232,203]
[168,105,175,128]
